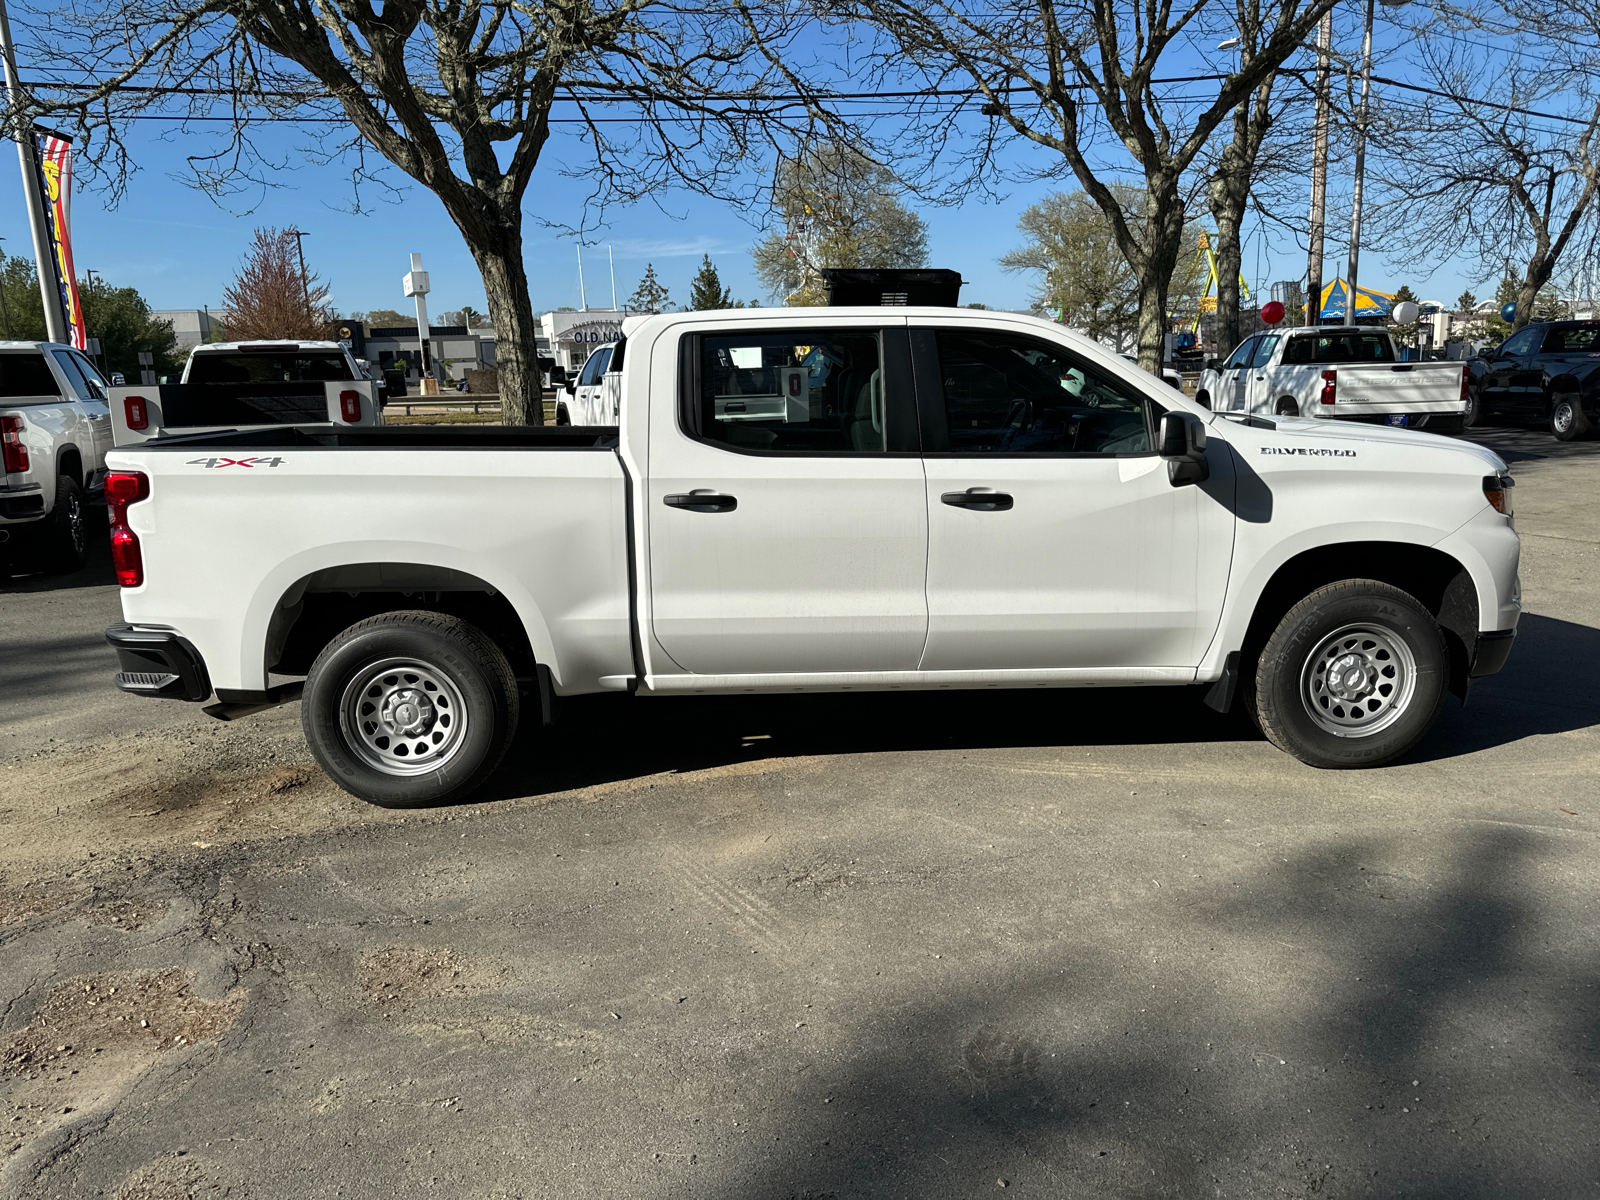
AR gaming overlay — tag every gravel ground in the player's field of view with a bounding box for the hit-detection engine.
[0,425,1596,1199]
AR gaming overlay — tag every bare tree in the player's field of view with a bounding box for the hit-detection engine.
[15,0,824,422]
[1368,29,1600,331]
[223,227,335,340]
[843,0,1340,370]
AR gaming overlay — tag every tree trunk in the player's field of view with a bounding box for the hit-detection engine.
[1135,182,1185,373]
[473,230,543,425]
[1513,252,1554,331]
[1210,144,1250,358]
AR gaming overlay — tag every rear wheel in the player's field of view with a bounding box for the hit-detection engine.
[1551,393,1592,441]
[302,611,520,807]
[40,475,87,575]
[1252,580,1447,769]
[1275,397,1299,417]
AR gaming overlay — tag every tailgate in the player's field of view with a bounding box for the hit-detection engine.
[109,381,380,445]
[1324,362,1466,415]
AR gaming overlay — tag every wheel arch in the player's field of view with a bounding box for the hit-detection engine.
[56,443,83,489]
[1235,541,1477,700]
[262,561,544,691]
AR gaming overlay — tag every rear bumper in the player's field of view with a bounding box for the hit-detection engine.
[0,484,45,523]
[1469,629,1516,679]
[106,623,212,701]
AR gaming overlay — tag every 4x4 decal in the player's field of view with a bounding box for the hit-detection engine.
[186,456,288,469]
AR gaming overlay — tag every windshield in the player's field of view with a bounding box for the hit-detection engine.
[187,351,353,384]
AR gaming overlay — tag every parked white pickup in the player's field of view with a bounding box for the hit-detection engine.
[102,307,1519,807]
[108,340,382,446]
[1196,326,1468,429]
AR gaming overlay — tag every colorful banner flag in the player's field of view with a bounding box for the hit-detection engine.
[32,129,85,350]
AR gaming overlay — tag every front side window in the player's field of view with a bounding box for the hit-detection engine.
[0,352,61,398]
[694,329,884,453]
[52,350,105,401]
[577,347,610,387]
[1498,328,1539,357]
[933,329,1153,455]
[1223,337,1259,369]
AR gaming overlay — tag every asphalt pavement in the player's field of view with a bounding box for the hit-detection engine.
[1,424,1597,1199]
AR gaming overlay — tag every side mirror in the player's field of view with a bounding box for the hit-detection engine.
[564,379,577,395]
[1204,358,1223,372]
[1159,411,1209,487]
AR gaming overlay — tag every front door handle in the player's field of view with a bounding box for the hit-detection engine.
[664,491,737,513]
[941,488,1013,511]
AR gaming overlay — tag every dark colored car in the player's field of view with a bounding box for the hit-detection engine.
[1467,320,1600,440]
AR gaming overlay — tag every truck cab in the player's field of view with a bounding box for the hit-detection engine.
[1468,320,1600,440]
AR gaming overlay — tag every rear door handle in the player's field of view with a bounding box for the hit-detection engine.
[941,489,1014,511]
[664,491,737,513]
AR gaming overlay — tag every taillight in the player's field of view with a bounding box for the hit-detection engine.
[105,470,150,587]
[124,396,149,431]
[339,390,362,422]
[1,415,28,473]
[1320,369,1337,406]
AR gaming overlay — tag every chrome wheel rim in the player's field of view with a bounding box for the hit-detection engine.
[1553,401,1574,434]
[339,658,469,776]
[66,491,84,554]
[1300,623,1417,738]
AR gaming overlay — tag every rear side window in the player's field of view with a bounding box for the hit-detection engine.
[692,329,885,453]
[0,353,61,397]
[1282,333,1396,364]
[1540,325,1600,353]
[1251,335,1280,367]
[187,352,352,384]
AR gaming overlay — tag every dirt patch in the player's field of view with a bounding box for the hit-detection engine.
[0,885,80,926]
[357,946,471,1005]
[85,898,170,931]
[2,970,246,1078]
[116,1151,231,1199]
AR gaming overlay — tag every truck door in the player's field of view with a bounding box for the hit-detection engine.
[1220,336,1259,410]
[1482,326,1537,411]
[647,321,928,675]
[1244,333,1282,413]
[913,326,1233,671]
[50,349,113,476]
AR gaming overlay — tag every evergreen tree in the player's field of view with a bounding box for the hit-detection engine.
[688,255,734,310]
[1455,290,1476,313]
[627,264,672,314]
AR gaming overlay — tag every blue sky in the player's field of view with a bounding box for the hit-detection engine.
[0,10,1527,321]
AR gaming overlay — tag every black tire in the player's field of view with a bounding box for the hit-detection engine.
[1550,392,1592,442]
[555,402,571,426]
[40,474,87,574]
[1252,580,1448,769]
[1275,397,1299,417]
[302,611,520,807]
[1195,389,1210,409]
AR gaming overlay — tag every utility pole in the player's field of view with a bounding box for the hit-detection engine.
[1305,10,1332,327]
[0,0,68,343]
[608,246,618,310]
[576,245,588,311]
[1345,0,1378,318]
[285,228,312,328]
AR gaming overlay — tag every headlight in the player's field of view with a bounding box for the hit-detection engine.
[1483,474,1514,517]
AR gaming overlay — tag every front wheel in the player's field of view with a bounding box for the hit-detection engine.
[1252,580,1447,769]
[302,611,520,807]
[1550,393,1592,441]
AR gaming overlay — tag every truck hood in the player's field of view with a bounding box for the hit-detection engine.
[1223,414,1509,474]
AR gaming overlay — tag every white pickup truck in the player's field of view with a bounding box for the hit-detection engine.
[108,340,383,446]
[1196,326,1469,429]
[101,306,1520,808]
[1,340,114,573]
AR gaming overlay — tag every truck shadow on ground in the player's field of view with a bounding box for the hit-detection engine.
[0,507,116,595]
[1457,421,1600,465]
[672,823,1599,1199]
[481,611,1598,803]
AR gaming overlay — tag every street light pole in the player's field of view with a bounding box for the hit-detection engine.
[1305,10,1333,327]
[0,0,68,343]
